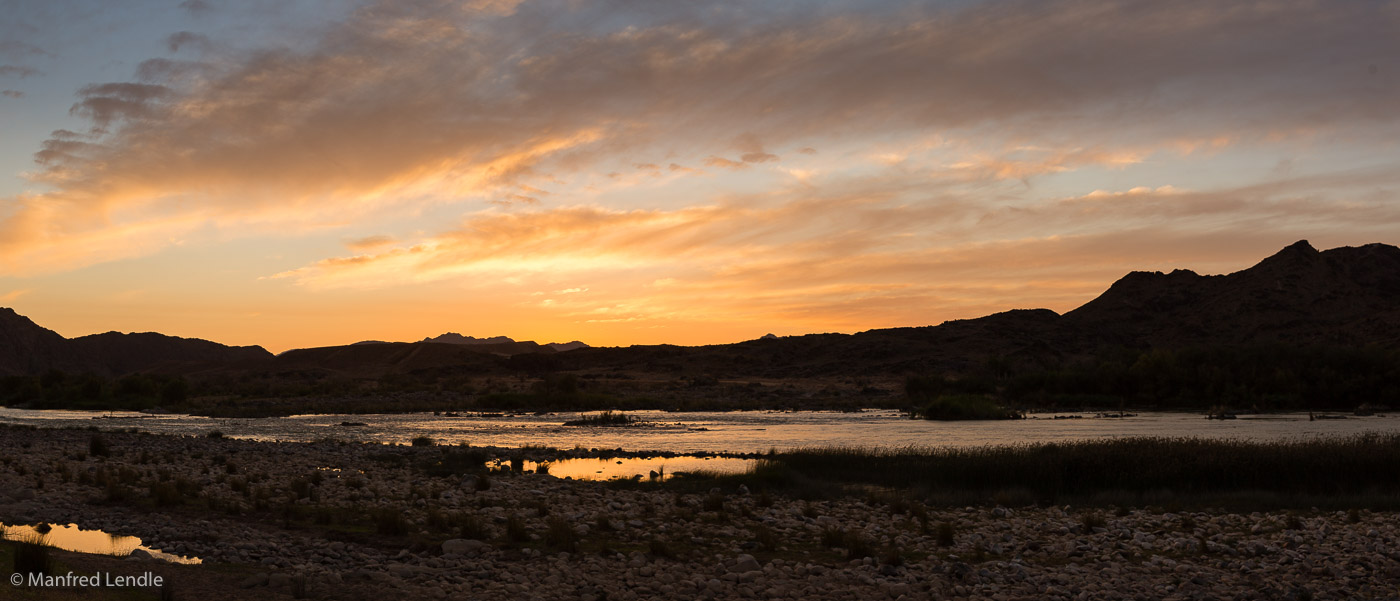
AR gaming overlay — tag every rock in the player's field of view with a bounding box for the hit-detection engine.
[127,548,157,561]
[240,573,269,588]
[268,573,292,588]
[732,554,762,573]
[442,539,491,556]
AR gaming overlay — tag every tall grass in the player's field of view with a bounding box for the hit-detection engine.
[710,434,1400,508]
[10,538,53,577]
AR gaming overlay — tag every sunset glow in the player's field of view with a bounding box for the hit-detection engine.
[2,0,1397,352]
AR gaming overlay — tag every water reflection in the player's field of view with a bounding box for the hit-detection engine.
[0,523,201,564]
[494,456,756,481]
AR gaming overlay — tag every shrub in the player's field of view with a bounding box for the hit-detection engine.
[88,434,110,457]
[912,394,1021,421]
[506,515,529,543]
[454,513,489,540]
[544,517,578,551]
[374,508,410,536]
[753,525,779,551]
[820,528,875,559]
[412,436,435,447]
[149,481,182,506]
[648,538,677,560]
[1081,512,1106,532]
[563,411,637,427]
[935,522,956,547]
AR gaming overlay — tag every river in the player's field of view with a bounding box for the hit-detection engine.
[2,408,1395,454]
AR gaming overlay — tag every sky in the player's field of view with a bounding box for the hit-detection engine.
[1,0,1397,353]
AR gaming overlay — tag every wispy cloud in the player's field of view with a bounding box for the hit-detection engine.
[0,65,40,78]
[0,289,31,302]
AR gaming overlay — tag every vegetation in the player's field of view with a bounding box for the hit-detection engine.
[563,411,638,427]
[920,343,1400,412]
[9,537,53,577]
[0,371,190,411]
[907,392,1022,421]
[665,435,1400,509]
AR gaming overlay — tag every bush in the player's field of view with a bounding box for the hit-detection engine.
[912,394,1021,421]
[1081,512,1106,531]
[411,436,435,447]
[374,508,410,536]
[506,515,529,543]
[935,522,956,547]
[563,411,637,427]
[544,516,578,551]
[88,434,110,457]
[820,527,874,559]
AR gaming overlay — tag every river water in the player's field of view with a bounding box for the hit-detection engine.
[2,408,1395,454]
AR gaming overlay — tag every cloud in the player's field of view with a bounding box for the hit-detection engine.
[166,32,211,54]
[703,156,748,170]
[67,83,172,129]
[344,235,397,252]
[741,152,779,164]
[0,65,40,78]
[3,0,1400,277]
[0,41,48,59]
[267,154,1400,335]
[1,90,23,99]
[0,289,31,303]
[178,0,213,15]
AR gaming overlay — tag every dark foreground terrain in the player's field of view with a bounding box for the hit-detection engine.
[3,426,1400,600]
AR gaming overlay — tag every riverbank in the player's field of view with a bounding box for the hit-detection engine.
[3,426,1400,600]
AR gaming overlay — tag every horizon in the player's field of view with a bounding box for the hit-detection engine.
[2,237,1382,354]
[3,1,1398,355]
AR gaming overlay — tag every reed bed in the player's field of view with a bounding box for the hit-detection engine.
[712,434,1400,508]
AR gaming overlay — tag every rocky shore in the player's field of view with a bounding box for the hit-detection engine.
[2,426,1398,600]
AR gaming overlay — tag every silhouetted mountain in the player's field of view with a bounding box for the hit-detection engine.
[1063,240,1400,348]
[68,332,273,376]
[548,241,1400,378]
[0,309,273,377]
[422,333,516,345]
[545,341,590,352]
[0,308,88,376]
[272,342,516,377]
[4,241,1397,401]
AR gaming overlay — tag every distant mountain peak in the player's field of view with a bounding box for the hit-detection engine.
[422,333,516,345]
[1254,239,1320,269]
[545,341,590,352]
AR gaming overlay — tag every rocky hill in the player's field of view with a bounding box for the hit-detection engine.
[0,310,273,377]
[1062,240,1400,349]
[3,241,1396,385]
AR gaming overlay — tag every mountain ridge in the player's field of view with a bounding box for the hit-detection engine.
[2,240,1397,382]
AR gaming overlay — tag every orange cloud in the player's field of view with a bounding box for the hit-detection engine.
[4,0,1400,283]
